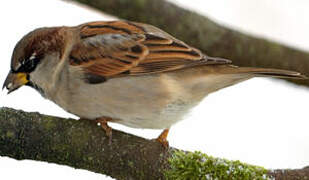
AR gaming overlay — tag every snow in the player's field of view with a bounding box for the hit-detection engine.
[0,0,309,179]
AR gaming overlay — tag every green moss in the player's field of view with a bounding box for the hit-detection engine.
[165,151,270,180]
[42,117,57,130]
[70,129,89,146]
[135,0,146,8]
[128,161,134,168]
[6,131,15,138]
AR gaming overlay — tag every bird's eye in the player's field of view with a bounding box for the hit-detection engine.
[14,53,41,73]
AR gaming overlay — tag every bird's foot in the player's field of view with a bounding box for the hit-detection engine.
[96,117,113,144]
[156,129,170,149]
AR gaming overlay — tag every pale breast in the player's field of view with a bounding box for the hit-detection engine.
[49,65,251,130]
[52,72,193,129]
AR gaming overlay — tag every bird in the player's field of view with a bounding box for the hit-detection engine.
[3,21,307,147]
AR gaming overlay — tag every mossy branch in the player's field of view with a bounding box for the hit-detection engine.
[0,107,308,179]
[69,0,309,87]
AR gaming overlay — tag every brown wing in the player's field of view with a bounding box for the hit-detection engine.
[69,21,231,83]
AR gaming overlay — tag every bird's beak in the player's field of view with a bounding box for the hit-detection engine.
[2,72,29,94]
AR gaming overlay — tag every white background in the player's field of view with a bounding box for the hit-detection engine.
[0,0,308,179]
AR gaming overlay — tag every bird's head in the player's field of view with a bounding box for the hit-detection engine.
[3,27,65,95]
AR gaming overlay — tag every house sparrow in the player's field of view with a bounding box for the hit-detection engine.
[3,21,306,147]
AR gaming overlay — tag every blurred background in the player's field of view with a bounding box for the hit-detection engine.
[0,0,308,179]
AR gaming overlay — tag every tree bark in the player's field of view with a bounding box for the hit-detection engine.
[0,107,309,179]
[0,107,170,179]
[69,0,309,87]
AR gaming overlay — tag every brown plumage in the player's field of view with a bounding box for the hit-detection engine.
[70,21,231,79]
[3,21,307,147]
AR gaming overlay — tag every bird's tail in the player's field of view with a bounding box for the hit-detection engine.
[234,66,307,79]
[176,65,306,96]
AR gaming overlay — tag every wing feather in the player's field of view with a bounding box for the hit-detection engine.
[69,21,232,82]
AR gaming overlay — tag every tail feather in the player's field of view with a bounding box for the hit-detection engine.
[233,67,307,79]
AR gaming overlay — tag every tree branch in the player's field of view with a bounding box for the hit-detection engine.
[0,107,308,179]
[69,0,309,87]
[0,107,170,179]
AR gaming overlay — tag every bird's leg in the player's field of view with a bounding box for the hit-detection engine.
[96,117,113,144]
[156,128,170,148]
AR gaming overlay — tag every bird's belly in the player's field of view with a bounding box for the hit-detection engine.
[58,74,195,129]
[50,66,251,130]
